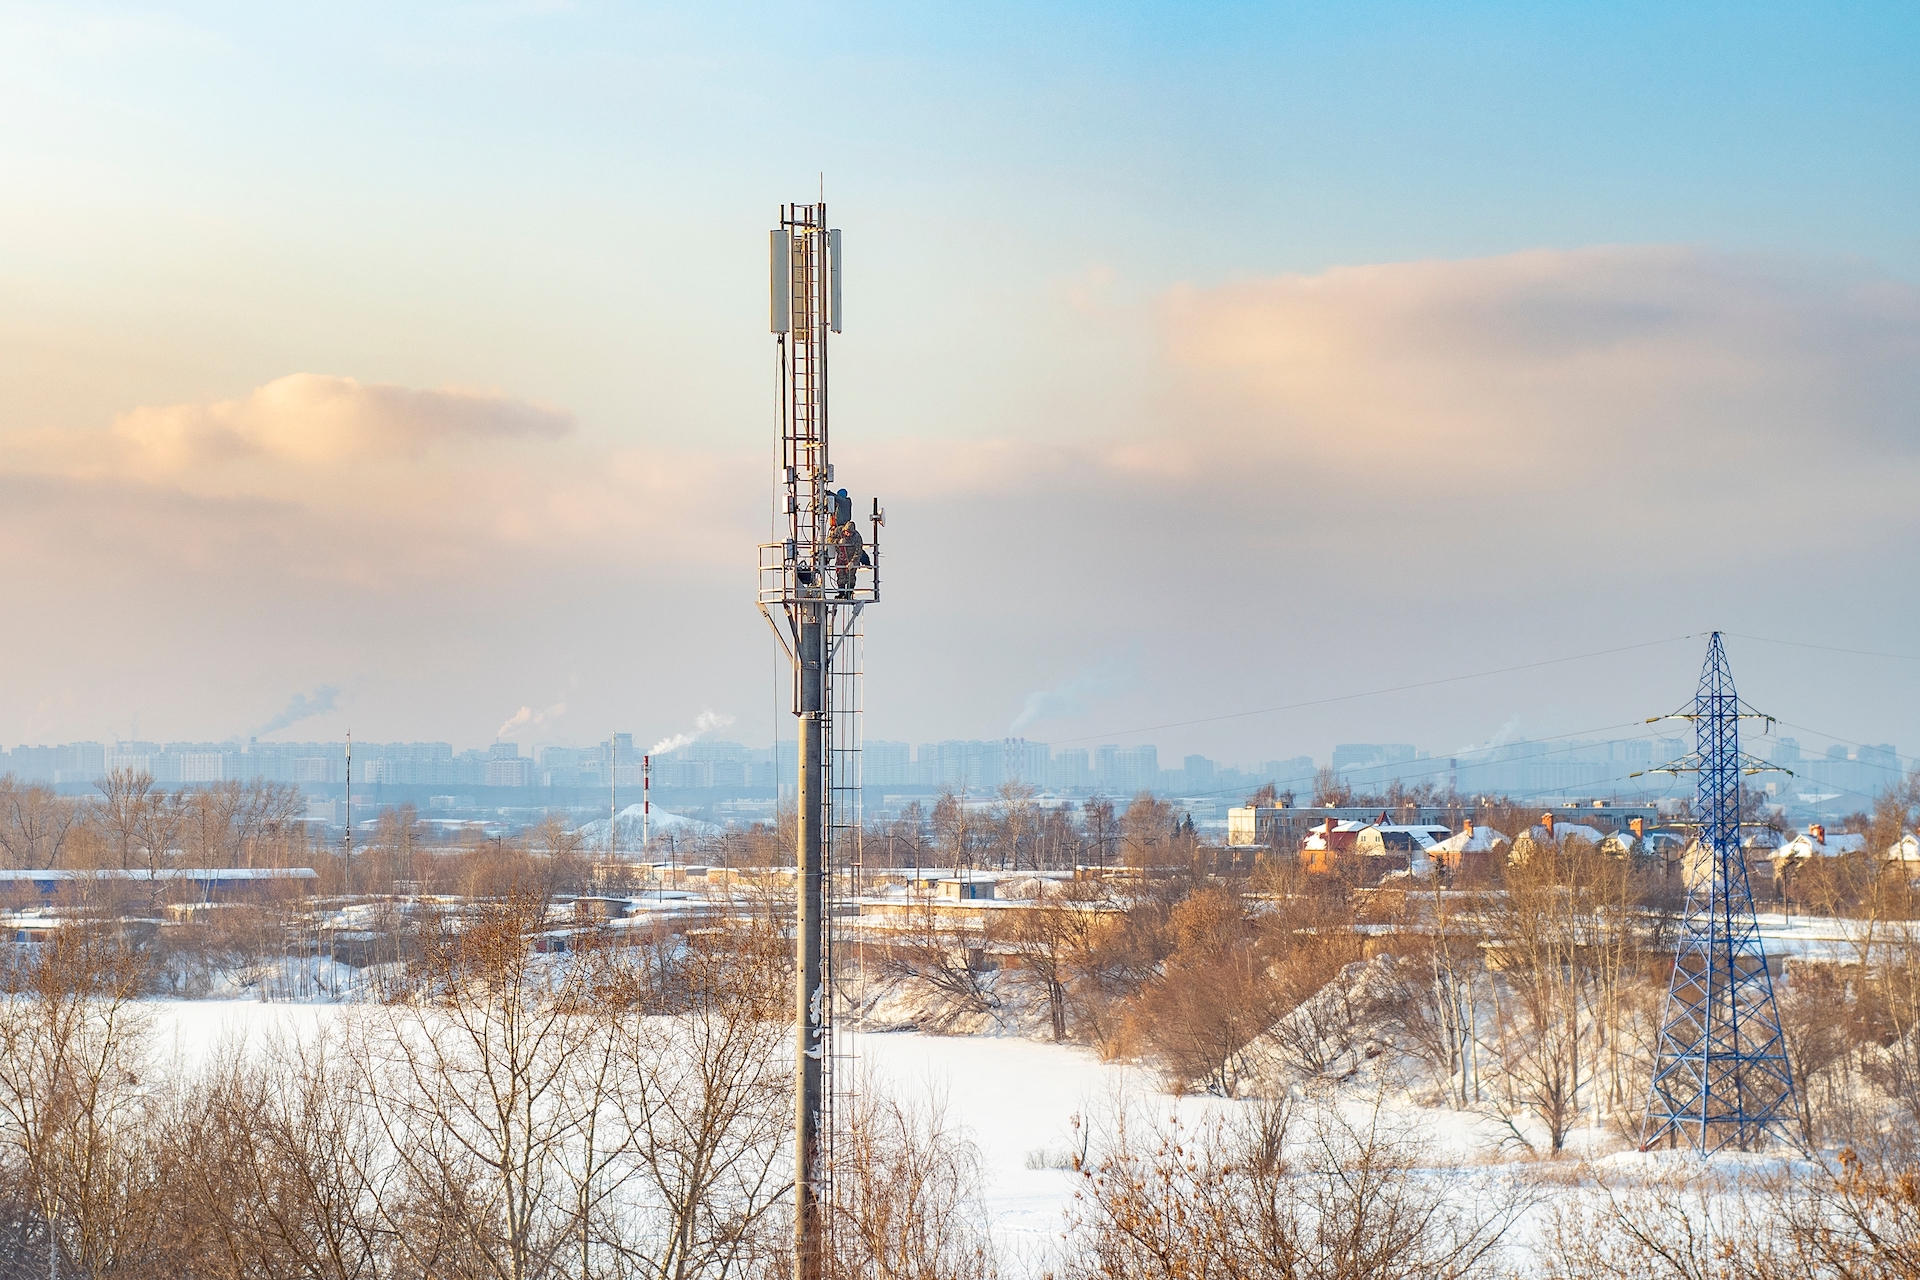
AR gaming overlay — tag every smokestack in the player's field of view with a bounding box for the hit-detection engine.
[1464,818,1475,837]
[1811,823,1826,846]
[1630,817,1645,840]
[1541,812,1555,838]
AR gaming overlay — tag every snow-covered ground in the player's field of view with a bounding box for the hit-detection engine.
[143,1000,1139,1256]
[846,1031,1158,1257]
[150,998,338,1067]
[1752,909,1889,962]
[137,999,1739,1274]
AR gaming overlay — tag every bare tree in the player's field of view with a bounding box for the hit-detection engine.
[180,779,247,868]
[989,891,1110,1043]
[0,779,81,872]
[1080,797,1118,871]
[930,789,988,879]
[1066,1095,1521,1280]
[1125,887,1281,1095]
[93,768,157,872]
[1402,882,1488,1109]
[352,886,600,1279]
[876,894,1000,1026]
[1312,767,1355,809]
[831,1090,997,1280]
[0,923,163,1276]
[598,917,792,1280]
[174,1035,396,1279]
[988,782,1038,874]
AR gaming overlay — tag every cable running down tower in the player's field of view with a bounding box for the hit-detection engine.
[758,201,883,1280]
[1641,631,1798,1153]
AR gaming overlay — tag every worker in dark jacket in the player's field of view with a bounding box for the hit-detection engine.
[834,521,866,598]
[830,488,853,533]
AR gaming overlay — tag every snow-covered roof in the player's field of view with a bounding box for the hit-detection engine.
[1357,824,1452,853]
[1523,822,1608,846]
[1773,830,1869,859]
[0,868,317,882]
[1430,826,1510,854]
[1299,820,1369,850]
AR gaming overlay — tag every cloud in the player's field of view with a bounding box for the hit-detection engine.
[1158,246,1920,483]
[256,685,339,736]
[106,372,573,472]
[1,372,754,584]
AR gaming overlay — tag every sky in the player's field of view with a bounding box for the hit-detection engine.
[1,1,1918,768]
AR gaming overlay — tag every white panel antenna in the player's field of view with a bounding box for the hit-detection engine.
[828,228,843,333]
[770,231,791,333]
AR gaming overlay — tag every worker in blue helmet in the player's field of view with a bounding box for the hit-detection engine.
[830,488,853,532]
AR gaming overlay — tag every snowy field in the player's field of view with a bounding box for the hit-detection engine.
[140,999,1755,1275]
[145,1001,1152,1258]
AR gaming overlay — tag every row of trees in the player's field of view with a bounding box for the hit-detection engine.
[0,772,306,873]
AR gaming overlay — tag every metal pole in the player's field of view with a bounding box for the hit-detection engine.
[794,602,826,1280]
[344,729,352,859]
[609,734,617,860]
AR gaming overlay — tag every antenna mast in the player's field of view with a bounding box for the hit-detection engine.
[759,200,881,1280]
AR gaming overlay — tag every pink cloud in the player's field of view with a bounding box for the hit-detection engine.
[108,373,575,471]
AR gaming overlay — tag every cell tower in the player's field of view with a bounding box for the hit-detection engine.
[757,201,882,1280]
[1642,632,1798,1153]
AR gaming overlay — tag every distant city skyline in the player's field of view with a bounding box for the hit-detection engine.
[7,728,1906,819]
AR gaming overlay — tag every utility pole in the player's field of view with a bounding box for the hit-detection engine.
[344,729,353,859]
[758,200,881,1280]
[609,734,617,860]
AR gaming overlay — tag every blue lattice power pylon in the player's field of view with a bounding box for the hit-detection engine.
[1643,632,1799,1154]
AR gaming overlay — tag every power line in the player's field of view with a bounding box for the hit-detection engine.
[1769,718,1918,776]
[1725,632,1920,664]
[1157,718,1666,804]
[1038,634,1699,746]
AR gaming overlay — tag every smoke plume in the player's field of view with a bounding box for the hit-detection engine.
[1009,652,1137,734]
[256,685,339,736]
[650,708,735,756]
[497,701,567,739]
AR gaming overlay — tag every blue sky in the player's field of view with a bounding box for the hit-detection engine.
[1,2,1917,764]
